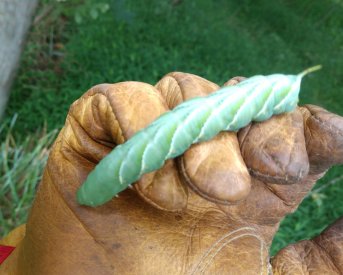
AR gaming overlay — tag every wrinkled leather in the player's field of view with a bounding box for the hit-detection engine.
[1,72,343,274]
[272,217,343,274]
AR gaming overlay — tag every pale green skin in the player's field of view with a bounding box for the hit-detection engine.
[77,73,304,207]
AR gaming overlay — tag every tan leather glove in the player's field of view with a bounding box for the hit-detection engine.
[1,72,343,274]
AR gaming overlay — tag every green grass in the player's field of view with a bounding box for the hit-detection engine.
[1,0,343,255]
[0,116,56,235]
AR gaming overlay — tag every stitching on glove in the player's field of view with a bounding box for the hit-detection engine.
[190,227,267,275]
[248,168,301,185]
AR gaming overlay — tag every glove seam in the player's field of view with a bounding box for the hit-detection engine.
[248,167,302,185]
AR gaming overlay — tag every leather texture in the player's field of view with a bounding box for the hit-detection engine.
[1,72,343,274]
[272,218,343,274]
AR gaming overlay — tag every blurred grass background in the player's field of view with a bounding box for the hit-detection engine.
[1,0,342,255]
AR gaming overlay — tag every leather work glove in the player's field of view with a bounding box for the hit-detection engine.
[1,72,343,274]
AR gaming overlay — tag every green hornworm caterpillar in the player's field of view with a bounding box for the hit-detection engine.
[77,66,321,207]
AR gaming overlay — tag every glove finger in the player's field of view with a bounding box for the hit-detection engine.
[100,82,188,211]
[271,216,343,274]
[223,76,246,87]
[68,82,188,211]
[180,132,251,204]
[142,72,222,209]
[238,108,309,185]
[155,72,219,109]
[300,104,343,174]
[156,73,251,204]
[134,159,187,211]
